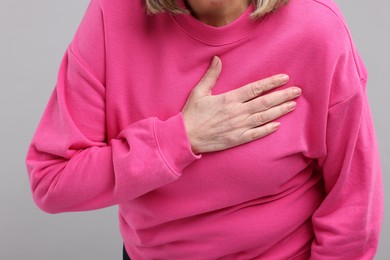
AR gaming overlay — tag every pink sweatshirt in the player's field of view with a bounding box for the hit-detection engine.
[26,0,383,259]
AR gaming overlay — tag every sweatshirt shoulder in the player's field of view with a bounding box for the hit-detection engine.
[308,0,345,18]
[305,0,353,34]
[282,0,367,80]
[287,0,351,38]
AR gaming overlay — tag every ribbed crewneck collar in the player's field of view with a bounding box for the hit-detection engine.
[169,0,262,46]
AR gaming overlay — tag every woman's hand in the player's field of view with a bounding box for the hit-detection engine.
[182,56,302,154]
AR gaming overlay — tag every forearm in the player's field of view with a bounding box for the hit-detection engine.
[27,114,199,214]
[311,89,383,259]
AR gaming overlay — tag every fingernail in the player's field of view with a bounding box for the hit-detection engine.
[293,88,302,96]
[288,101,296,111]
[272,122,281,130]
[212,56,219,67]
[280,74,289,82]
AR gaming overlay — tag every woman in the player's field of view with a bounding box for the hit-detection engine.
[26,0,383,259]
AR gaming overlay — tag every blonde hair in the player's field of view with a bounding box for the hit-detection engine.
[145,0,290,20]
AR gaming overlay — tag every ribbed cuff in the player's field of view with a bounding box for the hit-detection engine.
[154,112,201,176]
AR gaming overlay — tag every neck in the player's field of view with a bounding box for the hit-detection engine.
[185,0,251,27]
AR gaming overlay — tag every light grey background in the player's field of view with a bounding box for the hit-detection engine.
[1,0,388,259]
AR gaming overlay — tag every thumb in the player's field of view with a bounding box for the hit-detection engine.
[194,56,222,96]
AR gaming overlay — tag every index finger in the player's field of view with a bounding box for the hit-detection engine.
[226,74,290,103]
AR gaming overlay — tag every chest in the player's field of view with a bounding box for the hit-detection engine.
[105,35,327,202]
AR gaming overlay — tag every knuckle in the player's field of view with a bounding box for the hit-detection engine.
[252,129,263,139]
[206,65,217,76]
[225,134,238,145]
[285,101,296,111]
[290,88,297,97]
[284,89,292,99]
[206,69,217,79]
[255,112,268,125]
[274,75,285,86]
[266,123,276,133]
[220,94,231,105]
[202,74,214,84]
[251,81,265,97]
[273,106,284,117]
[267,77,277,88]
[280,104,289,114]
[260,96,272,109]
[249,131,260,140]
[249,128,267,140]
[278,76,286,85]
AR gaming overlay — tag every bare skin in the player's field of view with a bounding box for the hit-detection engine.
[182,57,301,154]
[185,0,252,27]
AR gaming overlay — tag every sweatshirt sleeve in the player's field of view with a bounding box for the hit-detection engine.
[25,0,200,214]
[308,3,384,257]
[310,81,384,258]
